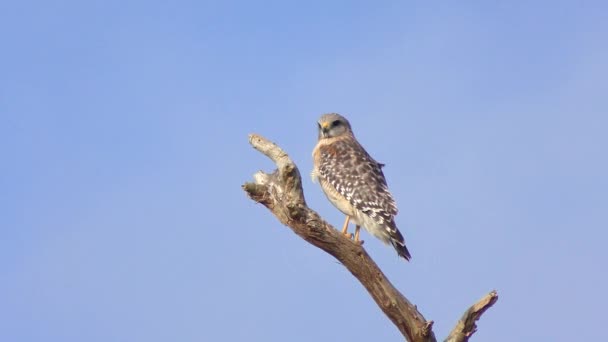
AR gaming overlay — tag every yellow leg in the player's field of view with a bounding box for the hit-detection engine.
[353,225,364,245]
[341,216,353,239]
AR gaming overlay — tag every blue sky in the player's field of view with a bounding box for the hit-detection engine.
[1,1,607,341]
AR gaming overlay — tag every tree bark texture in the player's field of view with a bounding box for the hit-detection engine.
[242,134,497,342]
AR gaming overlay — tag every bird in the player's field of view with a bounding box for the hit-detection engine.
[311,113,411,260]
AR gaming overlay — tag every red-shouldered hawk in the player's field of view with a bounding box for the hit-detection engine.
[312,113,411,260]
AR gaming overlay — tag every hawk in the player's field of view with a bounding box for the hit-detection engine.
[312,113,411,260]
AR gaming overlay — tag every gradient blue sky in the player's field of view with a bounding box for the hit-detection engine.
[1,1,607,341]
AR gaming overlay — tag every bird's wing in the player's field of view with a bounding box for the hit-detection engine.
[316,138,398,222]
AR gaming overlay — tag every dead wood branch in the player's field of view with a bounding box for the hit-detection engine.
[444,291,499,342]
[242,134,497,342]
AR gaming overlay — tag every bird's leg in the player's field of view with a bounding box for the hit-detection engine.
[341,216,353,239]
[353,225,364,245]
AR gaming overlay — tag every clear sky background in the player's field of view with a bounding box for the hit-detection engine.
[1,1,607,341]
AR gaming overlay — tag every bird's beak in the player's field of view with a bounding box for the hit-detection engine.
[319,121,331,137]
[320,121,330,132]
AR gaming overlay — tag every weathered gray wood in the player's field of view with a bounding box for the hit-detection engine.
[444,291,499,342]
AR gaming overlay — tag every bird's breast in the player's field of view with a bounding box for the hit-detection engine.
[319,177,355,217]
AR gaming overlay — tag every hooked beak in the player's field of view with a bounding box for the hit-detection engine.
[319,121,331,137]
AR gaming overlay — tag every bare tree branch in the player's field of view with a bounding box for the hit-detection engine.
[242,134,497,342]
[444,291,499,342]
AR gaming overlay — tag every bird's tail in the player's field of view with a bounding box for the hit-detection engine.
[391,239,411,261]
[390,228,411,261]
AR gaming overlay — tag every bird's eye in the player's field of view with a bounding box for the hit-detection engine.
[331,120,341,127]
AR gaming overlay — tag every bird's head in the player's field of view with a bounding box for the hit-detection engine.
[317,113,353,139]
